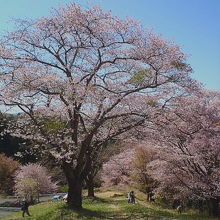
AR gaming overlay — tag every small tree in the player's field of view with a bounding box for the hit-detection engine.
[15,177,38,202]
[132,145,157,201]
[14,164,57,202]
[0,154,20,195]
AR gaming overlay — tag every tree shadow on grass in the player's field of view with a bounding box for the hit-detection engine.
[57,203,135,220]
[56,206,110,219]
[84,196,112,204]
[61,204,166,220]
[74,208,107,219]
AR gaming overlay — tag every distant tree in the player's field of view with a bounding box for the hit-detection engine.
[14,164,57,202]
[40,153,67,187]
[101,143,157,202]
[15,177,38,202]
[0,3,197,209]
[0,154,20,195]
[132,145,157,201]
[0,114,39,164]
[102,149,135,187]
[85,141,128,197]
[0,114,21,157]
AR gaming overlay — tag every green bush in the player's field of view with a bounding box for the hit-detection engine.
[58,185,68,193]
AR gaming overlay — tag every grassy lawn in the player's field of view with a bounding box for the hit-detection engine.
[1,189,218,220]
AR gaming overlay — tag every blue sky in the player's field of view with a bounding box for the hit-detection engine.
[0,0,219,90]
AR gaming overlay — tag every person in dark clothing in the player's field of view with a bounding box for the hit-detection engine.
[128,191,135,204]
[21,200,31,217]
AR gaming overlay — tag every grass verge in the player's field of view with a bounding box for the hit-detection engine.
[1,189,218,220]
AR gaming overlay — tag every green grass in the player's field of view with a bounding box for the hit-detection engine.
[1,189,218,220]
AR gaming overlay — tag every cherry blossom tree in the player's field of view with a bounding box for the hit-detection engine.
[15,178,38,202]
[14,164,57,202]
[102,149,135,187]
[146,91,220,216]
[0,3,197,209]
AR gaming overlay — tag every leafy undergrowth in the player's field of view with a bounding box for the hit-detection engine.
[2,189,218,220]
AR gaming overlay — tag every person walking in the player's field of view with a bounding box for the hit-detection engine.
[21,200,31,217]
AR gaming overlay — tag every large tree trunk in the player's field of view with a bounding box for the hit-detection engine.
[208,198,220,217]
[67,177,83,209]
[63,163,83,210]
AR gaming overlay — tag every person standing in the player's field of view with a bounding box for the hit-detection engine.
[128,191,135,204]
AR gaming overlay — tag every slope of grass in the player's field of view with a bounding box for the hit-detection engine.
[2,189,218,220]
